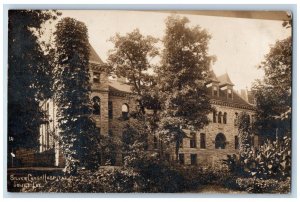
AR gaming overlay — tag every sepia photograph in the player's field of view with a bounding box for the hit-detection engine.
[7,9,292,194]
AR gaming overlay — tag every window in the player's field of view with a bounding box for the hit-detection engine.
[228,89,232,98]
[213,86,218,96]
[46,123,49,149]
[190,132,196,148]
[235,136,239,149]
[247,114,251,125]
[153,136,158,149]
[234,112,238,126]
[200,133,206,149]
[93,72,100,83]
[108,101,113,119]
[122,103,129,119]
[218,112,222,123]
[223,112,227,124]
[179,138,183,148]
[179,154,185,165]
[191,154,197,165]
[251,115,255,127]
[213,111,217,123]
[92,96,100,115]
[215,133,226,149]
[46,103,49,116]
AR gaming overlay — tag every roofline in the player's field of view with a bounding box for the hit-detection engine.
[210,99,255,110]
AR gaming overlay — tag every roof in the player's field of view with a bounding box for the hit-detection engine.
[207,86,254,109]
[108,79,132,94]
[108,70,254,109]
[89,44,104,64]
[208,70,219,82]
[240,89,247,101]
[217,73,234,86]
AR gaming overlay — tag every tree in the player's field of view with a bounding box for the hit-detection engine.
[8,10,59,155]
[252,36,292,139]
[237,112,253,149]
[54,18,101,174]
[108,29,159,114]
[156,15,213,161]
[108,29,160,162]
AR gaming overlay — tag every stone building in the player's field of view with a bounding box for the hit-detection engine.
[38,45,257,167]
[173,71,257,166]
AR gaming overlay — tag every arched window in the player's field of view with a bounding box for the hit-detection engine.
[92,96,100,115]
[190,132,196,148]
[200,133,206,149]
[218,112,222,123]
[93,72,100,83]
[251,114,255,127]
[247,114,251,125]
[215,133,226,149]
[213,111,216,123]
[122,103,129,119]
[234,112,238,126]
[223,112,227,124]
[234,136,239,149]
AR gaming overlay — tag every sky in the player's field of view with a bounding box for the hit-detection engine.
[56,10,291,91]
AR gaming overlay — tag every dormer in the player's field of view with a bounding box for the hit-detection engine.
[88,43,109,91]
[217,73,234,100]
[206,70,220,97]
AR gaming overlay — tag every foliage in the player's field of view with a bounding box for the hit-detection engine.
[133,157,186,192]
[108,28,160,117]
[53,17,101,174]
[174,165,238,190]
[21,168,140,193]
[252,36,292,139]
[108,29,158,95]
[8,10,60,152]
[224,136,291,180]
[108,28,161,164]
[99,131,119,166]
[107,29,166,189]
[156,15,213,160]
[235,177,291,193]
[237,112,253,148]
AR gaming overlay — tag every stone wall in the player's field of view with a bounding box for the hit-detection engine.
[176,104,256,166]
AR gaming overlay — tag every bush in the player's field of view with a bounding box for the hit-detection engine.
[174,165,239,191]
[126,153,186,193]
[22,167,140,193]
[235,177,291,193]
[224,136,291,180]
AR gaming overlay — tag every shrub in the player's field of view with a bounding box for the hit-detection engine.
[224,136,291,180]
[174,165,239,191]
[127,154,186,193]
[22,167,140,193]
[235,177,291,193]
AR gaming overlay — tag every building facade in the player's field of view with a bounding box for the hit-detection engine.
[38,46,257,167]
[176,71,256,166]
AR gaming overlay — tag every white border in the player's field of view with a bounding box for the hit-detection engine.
[1,1,299,201]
